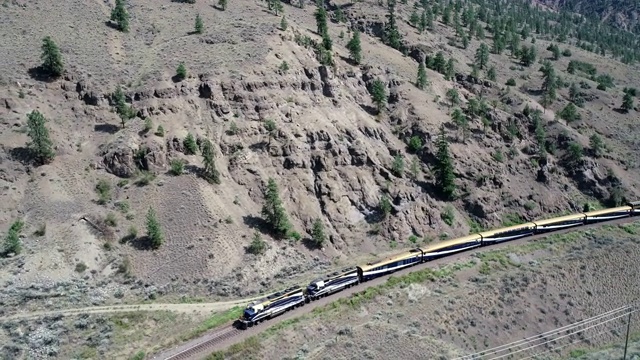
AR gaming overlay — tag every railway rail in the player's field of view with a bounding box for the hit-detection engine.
[153,213,640,360]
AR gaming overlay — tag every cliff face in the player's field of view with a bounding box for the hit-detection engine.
[536,0,640,33]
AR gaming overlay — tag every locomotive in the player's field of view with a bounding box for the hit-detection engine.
[237,201,640,329]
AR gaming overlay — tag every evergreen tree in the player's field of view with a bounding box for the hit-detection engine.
[520,45,536,67]
[311,218,326,247]
[314,5,328,35]
[445,88,459,107]
[176,62,187,80]
[432,51,446,73]
[261,178,292,237]
[322,30,332,51]
[416,61,428,90]
[272,0,283,15]
[201,139,221,184]
[26,111,55,165]
[559,103,580,122]
[40,36,64,77]
[195,13,204,34]
[461,34,469,49]
[487,66,497,81]
[409,10,420,28]
[451,108,468,141]
[383,2,402,50]
[110,0,130,33]
[113,86,134,128]
[589,134,604,158]
[434,125,455,199]
[2,220,24,257]
[419,10,427,33]
[444,58,455,80]
[567,61,576,74]
[146,207,163,249]
[218,0,227,10]
[346,30,362,65]
[622,92,634,112]
[183,133,198,155]
[370,79,387,113]
[475,43,489,69]
[280,16,288,31]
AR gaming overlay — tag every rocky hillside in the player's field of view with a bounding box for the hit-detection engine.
[0,0,639,304]
[537,0,640,34]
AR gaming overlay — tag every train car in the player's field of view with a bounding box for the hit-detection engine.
[356,249,423,282]
[237,286,305,329]
[533,213,586,233]
[478,222,536,245]
[420,234,482,261]
[628,201,640,215]
[305,267,359,301]
[582,206,632,224]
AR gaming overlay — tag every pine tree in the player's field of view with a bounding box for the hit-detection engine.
[622,92,634,112]
[444,58,455,80]
[110,0,130,33]
[475,43,489,69]
[26,111,55,165]
[487,66,497,81]
[419,10,427,33]
[451,108,468,141]
[272,0,283,15]
[40,36,64,77]
[416,61,428,90]
[370,79,387,113]
[195,13,204,34]
[432,51,446,73]
[322,30,332,51]
[434,125,455,199]
[589,134,604,158]
[261,178,292,237]
[311,218,326,247]
[409,10,420,28]
[314,5,328,35]
[146,207,164,249]
[2,220,24,257]
[218,0,227,10]
[280,16,288,31]
[201,139,221,184]
[176,62,187,81]
[346,30,362,65]
[183,133,197,155]
[445,88,459,107]
[113,86,134,128]
[383,2,402,51]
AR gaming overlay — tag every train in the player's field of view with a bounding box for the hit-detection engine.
[236,201,640,329]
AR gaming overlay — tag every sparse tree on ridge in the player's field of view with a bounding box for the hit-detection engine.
[475,43,489,70]
[195,13,204,34]
[40,36,64,77]
[311,218,326,247]
[314,5,328,35]
[416,60,428,90]
[146,207,163,249]
[434,125,456,199]
[201,139,221,184]
[370,79,387,113]
[26,111,55,166]
[622,92,634,112]
[261,178,292,238]
[110,0,130,32]
[347,30,362,65]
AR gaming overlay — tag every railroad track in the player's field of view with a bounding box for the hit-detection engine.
[163,325,241,360]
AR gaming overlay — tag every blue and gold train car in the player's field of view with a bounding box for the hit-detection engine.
[238,286,305,328]
[421,234,482,261]
[306,267,359,301]
[356,249,423,281]
[478,222,536,245]
[583,206,631,224]
[533,213,586,233]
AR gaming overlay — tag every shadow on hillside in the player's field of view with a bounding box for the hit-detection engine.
[338,55,360,67]
[242,215,270,234]
[8,147,33,165]
[129,236,157,251]
[27,66,58,83]
[94,123,120,134]
[359,104,379,116]
[104,21,120,31]
[612,107,630,114]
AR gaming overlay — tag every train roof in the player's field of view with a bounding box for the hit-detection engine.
[357,248,422,271]
[310,267,357,284]
[478,222,536,237]
[627,201,640,207]
[532,213,586,226]
[583,206,632,216]
[247,286,303,307]
[420,234,481,253]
